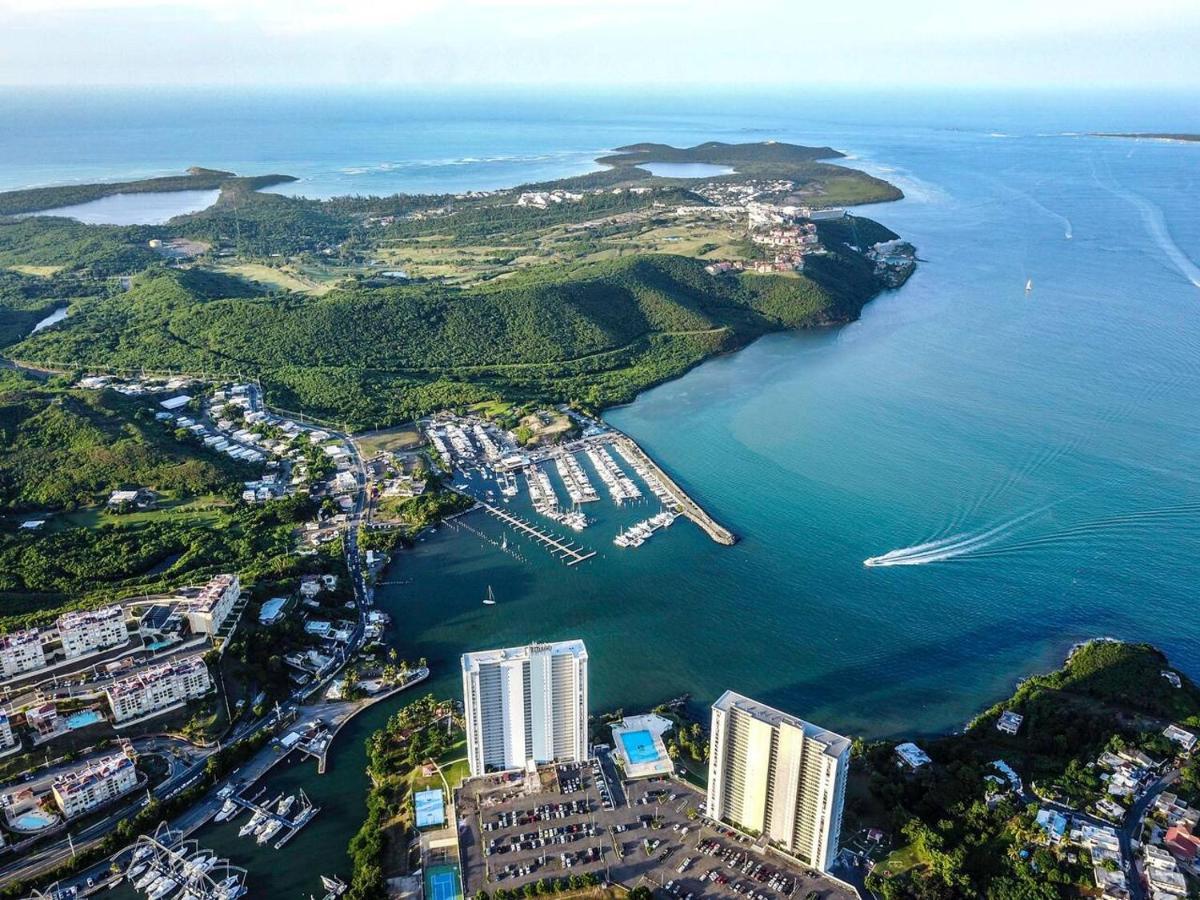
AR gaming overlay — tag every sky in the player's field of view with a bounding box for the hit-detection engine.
[0,0,1198,89]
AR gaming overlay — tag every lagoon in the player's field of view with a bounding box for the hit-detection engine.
[24,188,219,225]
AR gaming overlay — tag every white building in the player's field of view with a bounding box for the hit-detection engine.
[0,628,46,679]
[51,753,138,818]
[706,691,850,873]
[0,712,16,750]
[895,741,932,769]
[462,640,589,777]
[183,573,240,636]
[105,657,211,724]
[56,605,127,658]
[996,710,1024,735]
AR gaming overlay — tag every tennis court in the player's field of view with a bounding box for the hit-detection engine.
[415,787,446,828]
[424,864,463,900]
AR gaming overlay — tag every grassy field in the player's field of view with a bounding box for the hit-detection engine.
[356,425,425,455]
[6,264,62,277]
[41,494,231,532]
[214,261,342,295]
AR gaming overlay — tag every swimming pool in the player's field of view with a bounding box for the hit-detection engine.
[11,809,58,831]
[619,729,660,765]
[66,709,103,729]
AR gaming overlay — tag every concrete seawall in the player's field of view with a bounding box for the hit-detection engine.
[610,433,736,546]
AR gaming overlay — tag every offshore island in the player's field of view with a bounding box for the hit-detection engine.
[2,140,1193,900]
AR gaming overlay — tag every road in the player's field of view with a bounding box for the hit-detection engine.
[1119,769,1178,900]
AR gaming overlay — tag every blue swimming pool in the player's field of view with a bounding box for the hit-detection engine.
[619,730,660,765]
[66,709,103,730]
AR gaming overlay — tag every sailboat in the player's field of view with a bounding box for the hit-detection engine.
[483,585,496,606]
[1025,278,1033,293]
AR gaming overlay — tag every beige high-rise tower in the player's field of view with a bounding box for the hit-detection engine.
[706,691,850,873]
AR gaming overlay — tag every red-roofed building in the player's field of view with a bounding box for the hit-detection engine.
[1165,825,1200,861]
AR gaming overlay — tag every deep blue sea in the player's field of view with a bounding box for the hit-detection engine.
[7,87,1200,894]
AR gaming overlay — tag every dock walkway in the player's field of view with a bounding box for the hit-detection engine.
[482,504,596,566]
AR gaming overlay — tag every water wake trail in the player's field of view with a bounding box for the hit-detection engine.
[867,502,1200,567]
[864,505,1051,567]
[1091,157,1200,289]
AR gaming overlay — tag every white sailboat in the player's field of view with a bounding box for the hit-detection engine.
[483,585,496,606]
[1025,278,1033,293]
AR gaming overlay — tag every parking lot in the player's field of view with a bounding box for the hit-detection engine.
[455,757,856,900]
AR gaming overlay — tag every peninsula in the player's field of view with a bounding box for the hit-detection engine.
[1,140,914,430]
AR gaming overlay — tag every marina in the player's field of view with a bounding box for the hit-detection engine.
[614,510,680,548]
[119,824,248,900]
[482,503,597,566]
[586,445,642,504]
[227,788,320,850]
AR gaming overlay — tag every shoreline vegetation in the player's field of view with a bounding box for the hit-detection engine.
[1089,132,1200,143]
[0,167,298,217]
[0,140,911,430]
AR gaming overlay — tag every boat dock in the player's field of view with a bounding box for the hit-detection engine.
[228,788,320,850]
[610,435,736,546]
[482,504,596,566]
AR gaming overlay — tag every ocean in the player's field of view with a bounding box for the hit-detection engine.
[6,86,1200,894]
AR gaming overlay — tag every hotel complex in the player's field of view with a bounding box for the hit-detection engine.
[56,605,128,658]
[51,752,138,818]
[462,639,589,777]
[706,691,850,873]
[105,656,212,724]
[0,628,45,679]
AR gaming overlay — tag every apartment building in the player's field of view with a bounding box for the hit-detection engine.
[706,691,850,873]
[0,628,46,679]
[0,712,16,751]
[105,657,211,724]
[56,605,128,658]
[462,640,589,777]
[51,752,138,818]
[183,573,240,636]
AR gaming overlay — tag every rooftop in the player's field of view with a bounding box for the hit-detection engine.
[713,690,852,758]
[462,639,588,672]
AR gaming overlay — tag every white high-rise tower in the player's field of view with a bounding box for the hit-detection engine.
[462,639,589,776]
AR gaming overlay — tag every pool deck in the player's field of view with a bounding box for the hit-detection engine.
[610,713,675,779]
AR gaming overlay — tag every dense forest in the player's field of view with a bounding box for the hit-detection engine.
[0,379,248,509]
[9,244,889,428]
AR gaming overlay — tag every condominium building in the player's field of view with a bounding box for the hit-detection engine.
[105,657,211,724]
[0,712,15,750]
[462,639,588,777]
[183,573,240,636]
[51,752,138,818]
[0,628,46,679]
[56,605,128,659]
[706,691,850,873]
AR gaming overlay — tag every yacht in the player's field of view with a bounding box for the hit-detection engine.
[214,798,239,822]
[276,794,296,817]
[239,810,265,837]
[148,876,180,900]
[257,818,285,844]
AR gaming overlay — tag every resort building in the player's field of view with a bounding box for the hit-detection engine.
[706,691,850,874]
[105,656,211,724]
[0,628,46,679]
[461,639,589,777]
[0,712,16,750]
[56,605,128,658]
[182,573,240,636]
[51,752,138,818]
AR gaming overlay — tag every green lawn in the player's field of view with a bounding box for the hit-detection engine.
[46,494,231,531]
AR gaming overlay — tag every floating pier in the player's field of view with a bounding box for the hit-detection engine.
[482,504,596,566]
[229,789,320,850]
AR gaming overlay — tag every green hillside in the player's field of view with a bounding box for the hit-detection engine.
[9,249,887,427]
[0,383,249,510]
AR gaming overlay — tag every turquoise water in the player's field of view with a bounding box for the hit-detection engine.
[11,88,1199,894]
[12,810,57,831]
[620,730,660,765]
[65,709,103,729]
